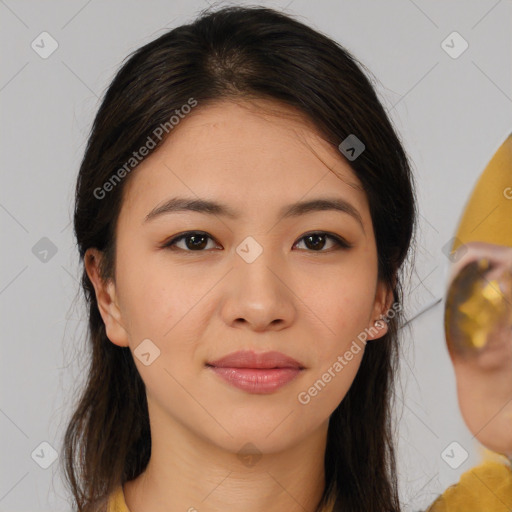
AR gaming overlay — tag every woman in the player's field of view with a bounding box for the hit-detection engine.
[62,5,512,511]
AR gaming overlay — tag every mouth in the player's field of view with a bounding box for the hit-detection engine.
[206,349,305,369]
[205,350,305,394]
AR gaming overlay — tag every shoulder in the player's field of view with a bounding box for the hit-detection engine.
[426,459,512,512]
[105,484,130,512]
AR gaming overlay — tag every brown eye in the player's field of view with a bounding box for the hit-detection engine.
[294,232,352,252]
[162,231,219,251]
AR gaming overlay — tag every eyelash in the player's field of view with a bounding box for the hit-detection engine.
[160,230,352,253]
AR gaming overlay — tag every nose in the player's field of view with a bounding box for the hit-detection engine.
[219,249,297,332]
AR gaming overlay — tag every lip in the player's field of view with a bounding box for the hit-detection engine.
[207,350,304,369]
[206,350,305,394]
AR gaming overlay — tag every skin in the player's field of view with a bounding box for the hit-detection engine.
[85,98,394,512]
[446,241,512,458]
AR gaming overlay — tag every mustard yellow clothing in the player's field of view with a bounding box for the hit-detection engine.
[106,459,512,511]
[425,459,512,511]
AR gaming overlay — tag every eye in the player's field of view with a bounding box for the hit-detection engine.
[293,232,352,252]
[161,230,352,253]
[160,231,220,251]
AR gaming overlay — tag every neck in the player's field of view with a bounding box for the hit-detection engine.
[123,400,329,512]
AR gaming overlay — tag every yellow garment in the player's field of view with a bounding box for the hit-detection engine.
[106,486,126,512]
[426,458,512,511]
[106,458,512,511]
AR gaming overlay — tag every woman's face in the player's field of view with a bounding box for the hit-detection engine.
[87,98,392,455]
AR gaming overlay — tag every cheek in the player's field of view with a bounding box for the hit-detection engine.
[124,282,203,349]
[110,242,180,398]
[119,268,204,396]
[115,247,195,344]
[295,274,372,415]
[305,261,377,342]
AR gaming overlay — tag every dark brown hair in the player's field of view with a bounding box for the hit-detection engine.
[63,5,416,511]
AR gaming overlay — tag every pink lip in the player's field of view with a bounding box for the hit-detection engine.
[207,350,304,369]
[206,350,305,394]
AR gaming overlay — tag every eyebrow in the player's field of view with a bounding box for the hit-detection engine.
[144,196,364,230]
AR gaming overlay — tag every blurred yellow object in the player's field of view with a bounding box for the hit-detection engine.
[445,257,512,354]
[451,134,512,251]
[445,135,512,356]
[437,134,512,510]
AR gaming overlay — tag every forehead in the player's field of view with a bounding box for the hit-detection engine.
[119,98,368,224]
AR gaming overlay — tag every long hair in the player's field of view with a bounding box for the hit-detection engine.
[63,5,417,511]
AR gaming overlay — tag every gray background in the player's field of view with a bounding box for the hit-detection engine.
[1,0,511,510]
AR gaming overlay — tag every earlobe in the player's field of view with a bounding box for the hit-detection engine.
[366,318,388,341]
[84,248,130,348]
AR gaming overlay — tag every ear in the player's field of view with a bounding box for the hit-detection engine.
[84,248,130,347]
[366,278,394,341]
